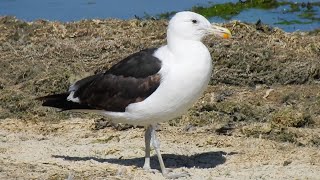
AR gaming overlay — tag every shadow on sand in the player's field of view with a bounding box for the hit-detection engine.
[53,151,237,169]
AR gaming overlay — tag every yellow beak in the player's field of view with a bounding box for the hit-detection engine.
[209,25,232,39]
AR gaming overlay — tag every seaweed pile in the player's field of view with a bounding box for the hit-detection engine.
[0,16,319,146]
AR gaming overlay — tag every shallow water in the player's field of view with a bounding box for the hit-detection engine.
[0,0,319,32]
[0,0,223,21]
[209,1,320,32]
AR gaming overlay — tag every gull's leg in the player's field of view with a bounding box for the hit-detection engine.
[150,124,189,178]
[143,125,152,170]
[150,125,166,173]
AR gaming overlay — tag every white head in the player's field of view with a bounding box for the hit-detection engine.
[167,11,231,41]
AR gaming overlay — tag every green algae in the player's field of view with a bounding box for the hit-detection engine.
[157,0,320,32]
[275,19,313,25]
[192,0,283,20]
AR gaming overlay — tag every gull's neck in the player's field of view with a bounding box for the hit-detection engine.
[167,31,204,56]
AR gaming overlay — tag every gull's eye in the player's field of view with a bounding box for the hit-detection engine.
[192,19,198,24]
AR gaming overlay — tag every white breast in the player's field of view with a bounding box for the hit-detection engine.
[104,43,212,126]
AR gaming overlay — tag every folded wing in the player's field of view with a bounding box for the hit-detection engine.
[37,48,162,112]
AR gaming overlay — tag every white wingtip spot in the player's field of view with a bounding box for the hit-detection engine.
[67,91,80,103]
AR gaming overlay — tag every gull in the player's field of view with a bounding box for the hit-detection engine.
[37,11,231,178]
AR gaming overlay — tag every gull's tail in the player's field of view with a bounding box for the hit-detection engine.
[36,93,90,111]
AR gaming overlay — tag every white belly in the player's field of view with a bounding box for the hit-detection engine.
[104,45,212,126]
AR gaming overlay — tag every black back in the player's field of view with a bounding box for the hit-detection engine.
[39,48,162,112]
[107,48,161,78]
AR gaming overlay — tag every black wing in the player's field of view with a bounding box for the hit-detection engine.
[38,48,162,112]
